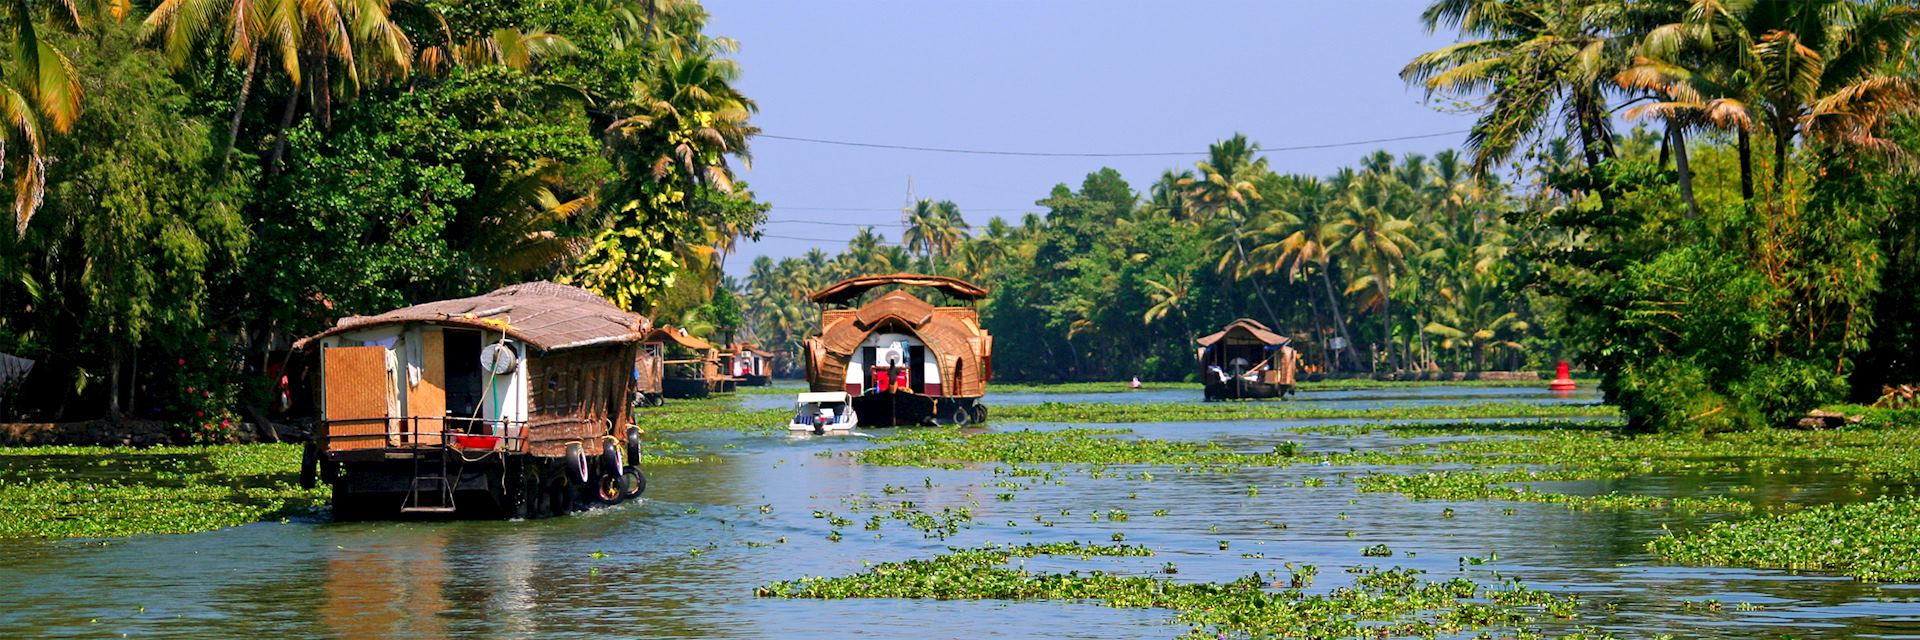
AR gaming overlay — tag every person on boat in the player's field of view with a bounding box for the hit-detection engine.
[892,365,909,393]
[1130,377,1142,390]
[874,366,891,393]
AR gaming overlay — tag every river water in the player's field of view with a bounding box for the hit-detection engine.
[2,384,1916,639]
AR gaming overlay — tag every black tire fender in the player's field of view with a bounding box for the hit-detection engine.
[622,466,646,497]
[517,464,545,519]
[949,403,972,426]
[601,438,624,479]
[625,426,643,465]
[565,443,590,484]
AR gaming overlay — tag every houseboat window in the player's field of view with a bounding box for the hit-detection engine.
[444,330,484,419]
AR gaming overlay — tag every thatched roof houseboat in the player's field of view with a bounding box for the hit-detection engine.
[1197,318,1298,400]
[295,282,649,519]
[803,274,993,426]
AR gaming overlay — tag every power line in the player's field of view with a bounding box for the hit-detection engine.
[757,129,1472,158]
[753,233,904,245]
[772,205,1032,212]
[765,218,908,229]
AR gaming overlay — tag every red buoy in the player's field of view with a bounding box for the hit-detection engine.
[1549,360,1577,392]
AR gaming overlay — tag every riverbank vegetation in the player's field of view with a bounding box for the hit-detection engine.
[0,0,765,436]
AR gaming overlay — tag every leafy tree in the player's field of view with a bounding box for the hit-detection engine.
[1,26,248,420]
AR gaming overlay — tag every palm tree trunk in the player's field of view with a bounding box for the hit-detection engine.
[1317,266,1361,370]
[267,88,301,172]
[108,343,122,424]
[1301,280,1327,370]
[1670,122,1701,219]
[1737,127,1754,200]
[1657,131,1670,170]
[222,47,261,166]
[1230,227,1283,331]
[1379,284,1393,372]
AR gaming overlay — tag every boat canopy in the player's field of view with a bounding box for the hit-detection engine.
[647,326,716,351]
[1196,318,1288,347]
[809,273,989,305]
[295,282,649,352]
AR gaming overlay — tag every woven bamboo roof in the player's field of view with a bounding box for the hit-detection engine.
[647,326,716,351]
[295,282,648,352]
[809,273,988,305]
[1196,318,1288,347]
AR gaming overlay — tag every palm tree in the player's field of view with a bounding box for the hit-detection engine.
[1179,134,1284,329]
[4,0,98,235]
[1249,175,1364,370]
[1403,0,1639,172]
[1142,273,1191,328]
[1142,170,1194,221]
[903,198,970,271]
[1328,171,1419,370]
[842,226,892,275]
[414,24,576,78]
[1424,274,1529,371]
[604,50,758,197]
[468,161,597,278]
[1624,1,1918,196]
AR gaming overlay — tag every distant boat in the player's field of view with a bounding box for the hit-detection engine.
[726,342,777,387]
[1197,318,1299,401]
[802,274,993,426]
[650,326,737,399]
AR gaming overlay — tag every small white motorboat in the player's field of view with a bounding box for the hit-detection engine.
[789,392,858,434]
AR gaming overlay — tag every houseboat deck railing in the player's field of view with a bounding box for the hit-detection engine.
[322,416,532,454]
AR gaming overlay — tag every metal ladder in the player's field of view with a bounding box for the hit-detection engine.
[401,449,459,514]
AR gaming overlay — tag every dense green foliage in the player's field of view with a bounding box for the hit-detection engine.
[0,0,765,429]
[743,153,1552,382]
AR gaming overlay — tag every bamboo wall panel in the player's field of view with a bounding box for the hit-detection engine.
[323,346,392,451]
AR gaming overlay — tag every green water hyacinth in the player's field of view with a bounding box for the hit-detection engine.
[1648,496,1920,582]
[853,428,1301,469]
[0,444,326,539]
[758,545,1599,639]
[992,401,1615,424]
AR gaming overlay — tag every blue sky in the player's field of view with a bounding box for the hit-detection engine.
[704,1,1478,277]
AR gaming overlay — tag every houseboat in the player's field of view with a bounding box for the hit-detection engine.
[728,343,777,386]
[651,326,736,399]
[1198,318,1299,400]
[295,282,649,519]
[803,274,993,426]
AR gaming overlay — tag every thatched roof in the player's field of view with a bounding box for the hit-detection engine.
[809,273,989,305]
[1196,318,1288,347]
[646,326,716,351]
[295,282,648,352]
